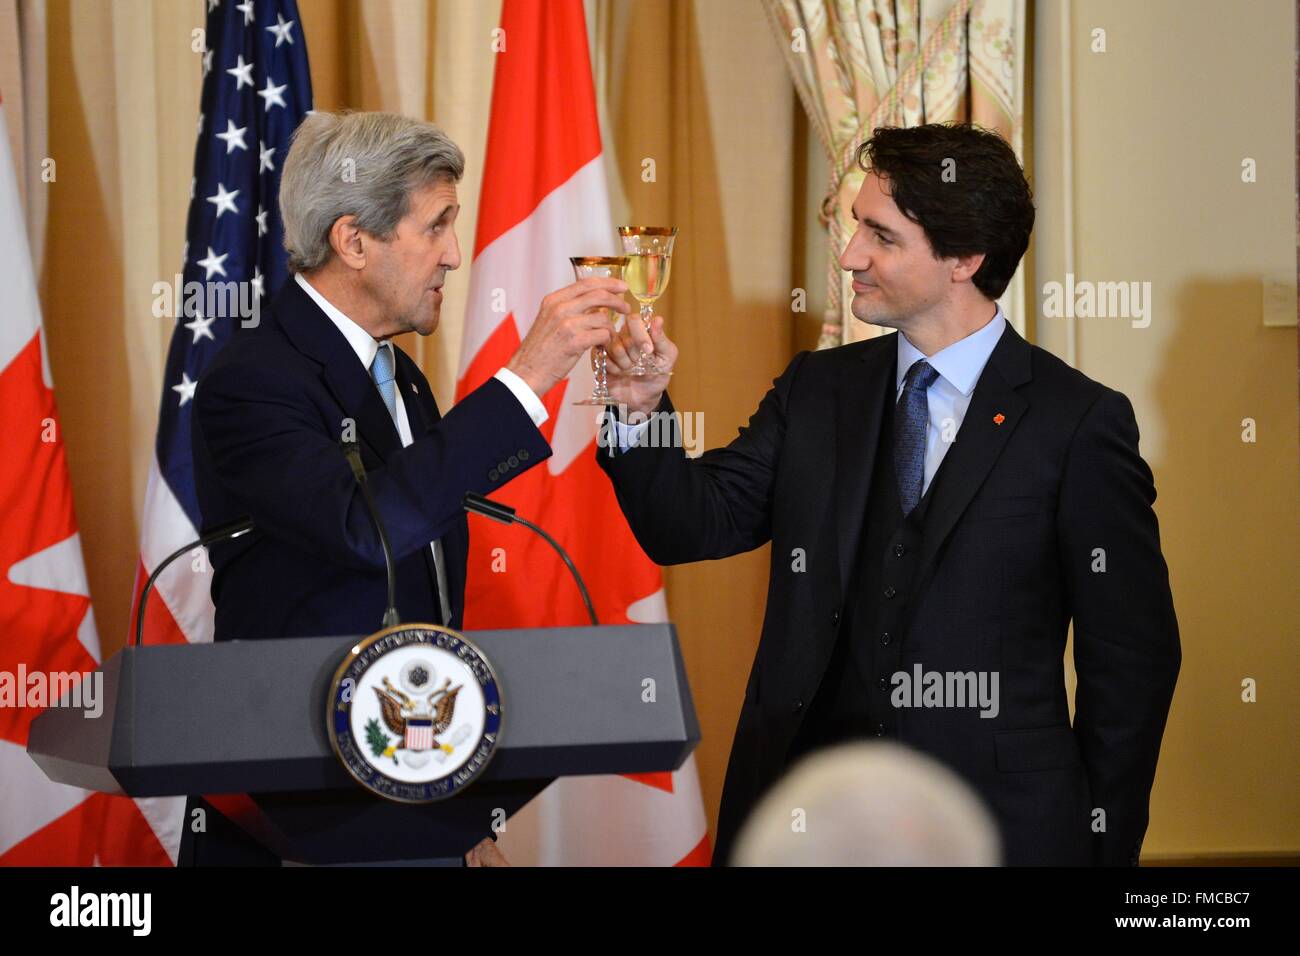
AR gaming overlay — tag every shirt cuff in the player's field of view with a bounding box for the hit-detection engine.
[612,417,653,453]
[493,367,549,428]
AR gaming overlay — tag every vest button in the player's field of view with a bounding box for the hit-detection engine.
[792,697,804,713]
[877,675,887,689]
[881,632,892,646]
[883,586,897,599]
[830,610,840,626]
[894,544,906,557]
[874,722,886,737]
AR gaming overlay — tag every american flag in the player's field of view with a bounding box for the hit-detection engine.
[128,0,313,861]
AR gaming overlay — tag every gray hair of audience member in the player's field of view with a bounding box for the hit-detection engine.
[730,741,1001,866]
[279,110,465,273]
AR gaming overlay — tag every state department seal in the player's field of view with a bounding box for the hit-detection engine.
[326,624,502,803]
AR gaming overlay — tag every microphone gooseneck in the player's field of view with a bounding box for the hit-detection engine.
[341,440,400,629]
[463,492,599,626]
[133,517,254,648]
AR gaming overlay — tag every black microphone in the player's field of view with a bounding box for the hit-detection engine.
[341,440,400,629]
[463,492,598,626]
[133,517,254,648]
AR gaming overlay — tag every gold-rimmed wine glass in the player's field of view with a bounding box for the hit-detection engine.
[569,255,629,405]
[617,226,676,376]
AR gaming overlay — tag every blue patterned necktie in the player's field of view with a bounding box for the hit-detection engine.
[895,359,940,516]
[371,342,398,425]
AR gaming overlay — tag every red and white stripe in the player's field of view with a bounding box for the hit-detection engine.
[405,720,434,752]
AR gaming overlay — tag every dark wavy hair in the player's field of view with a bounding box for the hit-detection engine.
[856,123,1034,300]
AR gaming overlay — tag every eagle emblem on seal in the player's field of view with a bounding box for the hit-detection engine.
[366,675,462,762]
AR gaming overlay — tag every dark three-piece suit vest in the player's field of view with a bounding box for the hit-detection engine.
[788,378,950,763]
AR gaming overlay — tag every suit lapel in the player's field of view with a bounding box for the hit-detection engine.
[392,347,442,433]
[914,321,1032,589]
[274,280,462,622]
[391,346,464,624]
[831,338,895,593]
[274,277,402,462]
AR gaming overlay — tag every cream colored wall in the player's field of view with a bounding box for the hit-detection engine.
[1033,0,1299,858]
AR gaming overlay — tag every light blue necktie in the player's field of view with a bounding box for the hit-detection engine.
[895,359,940,516]
[371,342,398,425]
[368,340,451,625]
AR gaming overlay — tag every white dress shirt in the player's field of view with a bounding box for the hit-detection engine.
[294,273,548,623]
[894,305,1006,496]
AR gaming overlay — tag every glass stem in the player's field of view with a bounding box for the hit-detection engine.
[594,344,610,399]
[640,305,655,368]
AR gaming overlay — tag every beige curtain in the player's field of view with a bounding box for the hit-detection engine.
[0,0,47,269]
[762,0,1028,347]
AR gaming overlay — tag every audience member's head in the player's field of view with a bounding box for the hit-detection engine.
[731,741,1001,866]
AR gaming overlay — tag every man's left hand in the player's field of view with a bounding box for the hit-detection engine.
[605,313,677,417]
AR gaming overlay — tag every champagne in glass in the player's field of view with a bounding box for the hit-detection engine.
[624,253,672,305]
[618,226,677,376]
[569,256,628,406]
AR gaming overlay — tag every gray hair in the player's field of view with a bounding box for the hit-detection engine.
[731,741,1002,866]
[279,110,465,273]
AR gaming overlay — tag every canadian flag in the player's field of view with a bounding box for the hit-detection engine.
[0,94,173,866]
[456,0,709,865]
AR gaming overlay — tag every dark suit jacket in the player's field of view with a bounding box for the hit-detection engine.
[598,321,1180,866]
[192,276,551,641]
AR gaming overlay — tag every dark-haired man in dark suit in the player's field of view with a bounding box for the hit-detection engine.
[599,122,1180,866]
